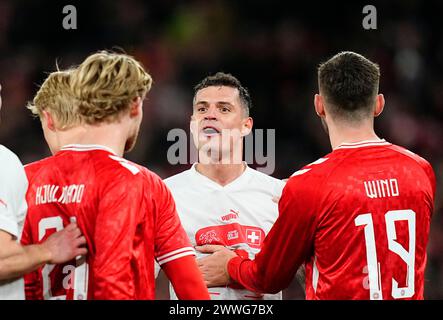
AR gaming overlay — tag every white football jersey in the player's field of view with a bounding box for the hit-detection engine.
[0,145,28,300]
[164,163,284,300]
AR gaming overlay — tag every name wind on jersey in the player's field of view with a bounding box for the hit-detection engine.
[35,184,85,205]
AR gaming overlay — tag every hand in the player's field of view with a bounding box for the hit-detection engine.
[42,222,87,264]
[195,245,237,287]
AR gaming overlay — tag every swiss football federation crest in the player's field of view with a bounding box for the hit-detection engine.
[246,228,262,247]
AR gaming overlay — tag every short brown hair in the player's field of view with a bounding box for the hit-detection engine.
[194,72,252,116]
[27,69,81,129]
[70,51,153,124]
[318,51,380,121]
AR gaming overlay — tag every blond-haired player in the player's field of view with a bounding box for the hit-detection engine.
[0,81,87,300]
[21,51,209,300]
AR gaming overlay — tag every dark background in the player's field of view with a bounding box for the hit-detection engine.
[0,0,442,299]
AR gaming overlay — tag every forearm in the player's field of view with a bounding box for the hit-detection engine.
[0,243,51,280]
[227,247,299,294]
[227,256,281,294]
[164,255,210,300]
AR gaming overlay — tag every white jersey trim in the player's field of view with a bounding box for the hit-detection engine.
[156,247,195,266]
[60,144,117,155]
[335,139,391,150]
[312,256,319,293]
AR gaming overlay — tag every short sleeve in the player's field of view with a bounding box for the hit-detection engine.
[0,146,28,238]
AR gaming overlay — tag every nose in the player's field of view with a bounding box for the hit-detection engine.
[204,105,217,121]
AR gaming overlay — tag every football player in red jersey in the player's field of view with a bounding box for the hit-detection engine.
[196,51,436,300]
[1,83,86,300]
[21,52,209,300]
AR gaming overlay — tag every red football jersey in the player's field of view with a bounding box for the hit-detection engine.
[228,139,436,300]
[21,144,195,300]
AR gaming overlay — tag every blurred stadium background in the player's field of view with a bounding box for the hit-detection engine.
[0,0,441,299]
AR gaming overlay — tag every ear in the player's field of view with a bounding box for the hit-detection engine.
[241,117,253,136]
[129,97,143,117]
[42,110,56,131]
[374,94,385,117]
[314,94,326,117]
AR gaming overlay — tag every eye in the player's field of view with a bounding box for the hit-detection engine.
[219,106,230,113]
[196,106,207,113]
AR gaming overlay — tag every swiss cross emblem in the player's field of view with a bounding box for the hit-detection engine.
[246,229,261,246]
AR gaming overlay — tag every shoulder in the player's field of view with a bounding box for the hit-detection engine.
[387,144,435,186]
[96,153,147,181]
[287,154,337,186]
[0,145,26,180]
[0,145,24,171]
[24,155,53,179]
[249,167,285,185]
[388,144,434,171]
[248,167,286,193]
[163,168,193,190]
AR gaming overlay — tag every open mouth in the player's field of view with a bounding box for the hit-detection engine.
[202,126,220,136]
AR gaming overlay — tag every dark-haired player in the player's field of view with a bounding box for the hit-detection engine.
[197,52,436,300]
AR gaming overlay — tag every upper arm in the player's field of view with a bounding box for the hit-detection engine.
[230,175,319,294]
[0,229,19,257]
[256,180,317,289]
[0,151,28,239]
[153,179,194,267]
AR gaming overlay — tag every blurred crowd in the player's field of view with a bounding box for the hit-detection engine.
[0,0,442,299]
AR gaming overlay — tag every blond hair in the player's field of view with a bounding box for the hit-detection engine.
[70,51,152,124]
[27,69,82,129]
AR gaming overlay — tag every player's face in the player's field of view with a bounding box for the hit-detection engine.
[191,86,252,160]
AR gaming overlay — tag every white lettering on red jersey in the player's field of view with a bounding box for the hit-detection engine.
[228,139,436,300]
[21,144,194,300]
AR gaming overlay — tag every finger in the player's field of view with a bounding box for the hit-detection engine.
[75,236,87,246]
[64,222,77,231]
[75,248,88,256]
[71,227,82,238]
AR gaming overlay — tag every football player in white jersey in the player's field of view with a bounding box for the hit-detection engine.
[0,83,87,299]
[158,73,287,300]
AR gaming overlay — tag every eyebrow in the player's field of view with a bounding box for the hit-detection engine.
[194,101,235,107]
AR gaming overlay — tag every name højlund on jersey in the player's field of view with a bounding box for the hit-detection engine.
[364,178,399,198]
[35,184,85,205]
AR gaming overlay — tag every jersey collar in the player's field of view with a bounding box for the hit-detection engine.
[335,139,391,150]
[190,162,253,191]
[60,144,117,155]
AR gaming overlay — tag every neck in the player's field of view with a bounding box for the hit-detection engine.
[196,142,245,186]
[195,162,246,186]
[54,122,128,156]
[327,119,381,150]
